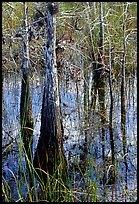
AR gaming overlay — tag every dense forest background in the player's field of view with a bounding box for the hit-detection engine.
[2,2,137,75]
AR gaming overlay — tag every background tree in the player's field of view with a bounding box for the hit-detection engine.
[20,2,34,187]
[121,3,128,198]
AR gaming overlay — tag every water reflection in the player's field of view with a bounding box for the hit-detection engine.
[2,73,137,202]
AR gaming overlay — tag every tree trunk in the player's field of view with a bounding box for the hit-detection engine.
[89,3,97,112]
[121,3,128,196]
[20,2,34,186]
[33,3,67,198]
[108,40,115,164]
[107,28,116,184]
[121,3,127,155]
[98,2,107,188]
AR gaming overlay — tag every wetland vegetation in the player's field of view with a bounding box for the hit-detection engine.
[2,2,137,202]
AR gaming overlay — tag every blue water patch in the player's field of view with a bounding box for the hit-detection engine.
[2,73,137,201]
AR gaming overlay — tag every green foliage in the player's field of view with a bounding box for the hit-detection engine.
[2,139,98,202]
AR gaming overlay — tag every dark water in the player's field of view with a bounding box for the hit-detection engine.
[2,72,137,202]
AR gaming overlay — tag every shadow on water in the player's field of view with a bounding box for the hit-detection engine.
[2,73,44,201]
[2,70,137,202]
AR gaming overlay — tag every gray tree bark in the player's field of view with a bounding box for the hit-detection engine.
[107,30,116,185]
[121,3,128,194]
[98,2,107,189]
[33,2,67,190]
[20,2,33,186]
[121,3,127,154]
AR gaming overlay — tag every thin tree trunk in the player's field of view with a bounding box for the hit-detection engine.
[20,2,34,187]
[84,62,88,120]
[121,3,128,199]
[33,3,67,199]
[107,29,116,184]
[89,3,97,112]
[98,2,107,192]
[121,3,127,155]
[20,2,33,161]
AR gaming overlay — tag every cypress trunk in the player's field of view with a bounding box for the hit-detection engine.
[107,33,116,184]
[121,3,127,155]
[98,2,107,188]
[33,3,67,199]
[121,4,128,195]
[20,2,33,186]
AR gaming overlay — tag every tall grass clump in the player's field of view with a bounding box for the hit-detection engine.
[2,135,98,202]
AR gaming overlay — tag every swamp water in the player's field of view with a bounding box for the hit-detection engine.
[2,72,137,202]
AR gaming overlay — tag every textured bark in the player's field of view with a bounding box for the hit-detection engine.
[98,2,107,186]
[107,35,116,185]
[20,74,33,158]
[20,3,33,185]
[121,3,127,155]
[33,3,67,190]
[89,2,97,112]
[108,40,115,167]
[90,50,97,111]
[121,4,128,193]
